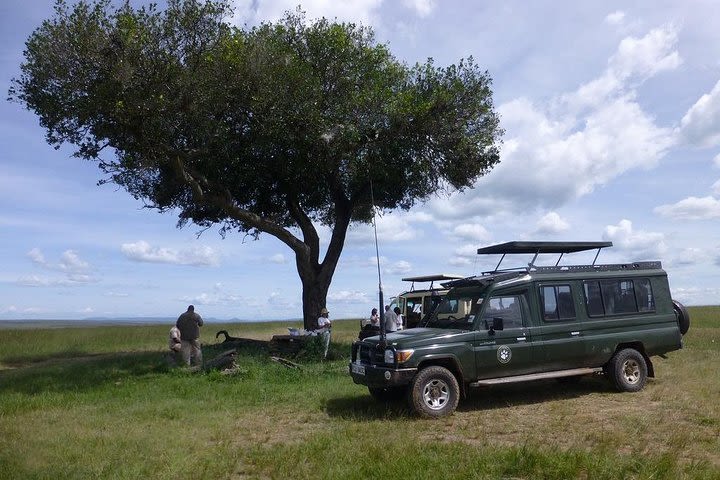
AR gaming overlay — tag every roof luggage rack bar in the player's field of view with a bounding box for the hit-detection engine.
[477,241,614,272]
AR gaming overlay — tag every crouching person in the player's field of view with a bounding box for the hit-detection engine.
[168,326,182,366]
[176,305,204,367]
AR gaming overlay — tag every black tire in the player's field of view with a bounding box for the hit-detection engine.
[368,386,406,402]
[607,348,648,392]
[408,366,460,418]
[672,300,690,335]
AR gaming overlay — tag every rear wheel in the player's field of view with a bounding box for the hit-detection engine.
[408,366,460,418]
[607,348,648,392]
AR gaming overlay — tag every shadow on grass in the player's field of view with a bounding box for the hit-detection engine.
[325,394,413,420]
[0,343,273,395]
[326,376,616,420]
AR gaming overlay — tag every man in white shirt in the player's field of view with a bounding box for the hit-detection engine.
[317,307,331,357]
[384,305,398,333]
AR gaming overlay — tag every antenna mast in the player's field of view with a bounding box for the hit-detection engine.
[369,179,386,346]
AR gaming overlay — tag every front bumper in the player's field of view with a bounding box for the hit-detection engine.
[348,362,417,388]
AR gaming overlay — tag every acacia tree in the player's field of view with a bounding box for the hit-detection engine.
[11,0,503,329]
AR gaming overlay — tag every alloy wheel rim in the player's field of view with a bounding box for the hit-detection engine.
[622,359,641,384]
[422,379,450,410]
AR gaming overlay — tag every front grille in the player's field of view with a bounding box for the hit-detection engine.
[356,343,384,365]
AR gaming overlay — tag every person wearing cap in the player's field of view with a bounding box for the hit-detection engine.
[317,307,331,329]
[316,307,331,358]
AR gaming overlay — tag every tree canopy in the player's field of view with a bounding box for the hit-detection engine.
[10,0,503,328]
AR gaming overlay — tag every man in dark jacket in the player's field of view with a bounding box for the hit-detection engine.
[176,305,204,366]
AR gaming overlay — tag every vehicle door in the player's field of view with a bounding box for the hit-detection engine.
[473,290,536,379]
[404,296,423,328]
[534,283,586,371]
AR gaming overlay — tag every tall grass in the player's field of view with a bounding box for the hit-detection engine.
[0,308,718,479]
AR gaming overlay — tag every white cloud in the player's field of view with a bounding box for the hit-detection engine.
[20,248,96,286]
[428,26,679,221]
[714,153,720,168]
[181,284,242,306]
[347,212,420,245]
[230,0,383,26]
[452,223,490,242]
[655,196,720,220]
[605,11,625,26]
[401,0,435,17]
[679,79,720,148]
[602,219,666,259]
[608,25,681,82]
[535,212,570,235]
[267,253,287,264]
[121,241,219,266]
[712,179,720,195]
[327,290,370,304]
[669,248,708,267]
[385,260,412,275]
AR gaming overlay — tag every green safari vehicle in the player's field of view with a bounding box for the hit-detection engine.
[349,241,690,418]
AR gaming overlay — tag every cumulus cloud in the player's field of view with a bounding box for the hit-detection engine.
[605,11,625,25]
[121,241,219,266]
[602,219,666,259]
[668,247,709,267]
[267,253,287,264]
[608,25,681,82]
[230,0,383,26]
[679,79,720,148]
[429,26,679,220]
[385,260,412,275]
[655,196,720,220]
[21,248,96,286]
[181,283,241,306]
[452,223,490,242]
[327,290,370,304]
[346,212,420,245]
[534,212,570,235]
[401,0,436,17]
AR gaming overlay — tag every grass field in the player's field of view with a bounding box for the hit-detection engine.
[0,308,718,479]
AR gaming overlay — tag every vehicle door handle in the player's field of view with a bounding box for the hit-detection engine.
[571,331,580,336]
[516,336,527,342]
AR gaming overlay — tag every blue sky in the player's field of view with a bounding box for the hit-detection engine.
[2,0,720,321]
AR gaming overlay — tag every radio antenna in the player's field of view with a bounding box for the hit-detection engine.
[369,178,387,346]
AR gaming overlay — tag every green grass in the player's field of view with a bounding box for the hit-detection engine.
[1,308,719,479]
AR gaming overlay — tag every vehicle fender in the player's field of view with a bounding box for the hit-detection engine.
[416,354,467,397]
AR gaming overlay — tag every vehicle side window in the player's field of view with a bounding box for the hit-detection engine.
[437,299,459,314]
[583,278,655,316]
[540,285,576,322]
[634,278,655,312]
[482,295,524,329]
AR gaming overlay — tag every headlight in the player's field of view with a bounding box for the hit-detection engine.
[385,349,414,364]
[384,349,394,364]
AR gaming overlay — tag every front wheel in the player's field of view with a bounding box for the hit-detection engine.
[607,348,648,392]
[408,366,460,418]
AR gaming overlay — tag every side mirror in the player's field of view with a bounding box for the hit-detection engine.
[487,317,504,335]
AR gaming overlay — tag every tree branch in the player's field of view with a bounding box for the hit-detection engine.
[170,156,310,258]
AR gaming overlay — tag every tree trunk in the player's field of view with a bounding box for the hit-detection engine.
[295,199,350,330]
[300,274,331,330]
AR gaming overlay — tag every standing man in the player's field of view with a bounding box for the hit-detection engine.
[385,305,398,333]
[176,305,204,366]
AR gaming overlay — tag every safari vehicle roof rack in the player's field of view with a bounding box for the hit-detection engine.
[401,274,465,291]
[477,241,614,272]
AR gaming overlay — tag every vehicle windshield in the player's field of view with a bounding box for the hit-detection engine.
[423,294,484,330]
